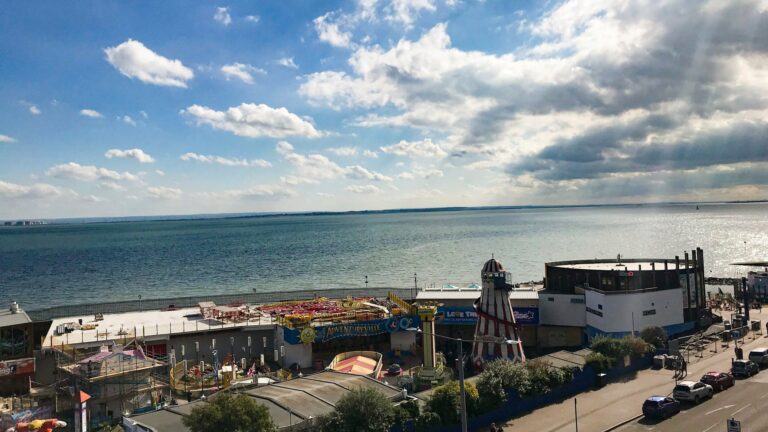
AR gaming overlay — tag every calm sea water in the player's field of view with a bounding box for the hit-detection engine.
[1,203,767,309]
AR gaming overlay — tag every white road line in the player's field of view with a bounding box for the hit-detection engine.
[731,403,752,416]
[706,404,735,415]
[702,423,719,432]
[760,392,768,399]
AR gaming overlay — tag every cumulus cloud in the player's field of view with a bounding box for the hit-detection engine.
[380,138,447,158]
[314,12,352,48]
[180,152,271,168]
[277,57,298,69]
[327,146,358,156]
[301,0,768,202]
[398,168,443,179]
[182,103,323,138]
[46,162,139,182]
[363,150,379,158]
[146,186,182,199]
[277,141,392,182]
[121,115,137,126]
[80,109,103,118]
[385,0,437,27]
[214,7,232,26]
[104,39,194,88]
[29,105,41,115]
[244,15,260,23]
[221,63,266,84]
[0,134,16,143]
[345,184,381,194]
[0,180,68,199]
[105,148,155,163]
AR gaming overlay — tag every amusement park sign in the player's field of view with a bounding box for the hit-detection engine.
[283,316,420,344]
[438,306,539,325]
[0,357,35,376]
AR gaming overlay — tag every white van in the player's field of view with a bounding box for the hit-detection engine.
[748,347,768,367]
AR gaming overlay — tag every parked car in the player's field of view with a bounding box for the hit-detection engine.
[749,347,768,367]
[700,371,735,392]
[673,380,713,404]
[732,359,759,378]
[642,396,681,419]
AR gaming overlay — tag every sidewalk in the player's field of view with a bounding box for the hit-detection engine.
[501,310,768,432]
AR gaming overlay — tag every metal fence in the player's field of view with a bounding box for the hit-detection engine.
[27,287,417,321]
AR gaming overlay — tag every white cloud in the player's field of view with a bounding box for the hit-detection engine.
[277,57,298,69]
[46,162,139,182]
[327,146,358,156]
[155,170,165,176]
[214,7,232,26]
[80,109,103,118]
[314,12,352,48]
[99,181,126,191]
[280,176,319,186]
[104,39,194,88]
[345,165,393,181]
[80,194,104,203]
[105,148,155,163]
[180,152,272,168]
[182,103,323,138]
[221,63,266,84]
[397,168,443,179]
[277,141,391,182]
[244,15,260,23]
[201,184,296,200]
[380,138,447,158]
[363,150,379,158]
[345,184,381,194]
[29,105,41,115]
[122,115,137,126]
[140,110,148,118]
[146,186,182,199]
[0,134,16,143]
[0,180,68,199]
[385,0,437,27]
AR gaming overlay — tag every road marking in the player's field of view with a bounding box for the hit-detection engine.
[706,404,735,415]
[702,423,719,432]
[760,392,768,399]
[731,403,752,416]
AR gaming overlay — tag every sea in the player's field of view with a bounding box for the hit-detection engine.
[1,203,766,310]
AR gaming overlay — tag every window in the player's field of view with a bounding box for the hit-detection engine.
[643,309,656,316]
[586,306,603,317]
[548,297,554,302]
[570,298,585,304]
[598,304,603,310]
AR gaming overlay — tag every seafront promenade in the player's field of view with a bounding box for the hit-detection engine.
[503,308,768,432]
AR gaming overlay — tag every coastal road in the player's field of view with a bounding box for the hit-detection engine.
[615,375,768,432]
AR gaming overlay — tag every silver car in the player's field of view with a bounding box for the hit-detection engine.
[673,380,713,404]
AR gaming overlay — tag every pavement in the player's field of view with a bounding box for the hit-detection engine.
[500,308,768,432]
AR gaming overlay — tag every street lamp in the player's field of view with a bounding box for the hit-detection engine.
[406,327,520,432]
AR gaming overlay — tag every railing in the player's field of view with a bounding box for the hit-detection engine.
[667,322,763,365]
[28,287,416,321]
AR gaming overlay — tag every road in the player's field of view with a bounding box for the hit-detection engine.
[501,308,768,432]
[616,373,768,432]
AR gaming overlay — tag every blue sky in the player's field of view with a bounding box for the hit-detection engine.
[2,0,768,218]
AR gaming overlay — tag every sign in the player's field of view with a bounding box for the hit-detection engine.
[0,358,34,377]
[437,306,539,325]
[282,316,421,345]
[728,418,741,432]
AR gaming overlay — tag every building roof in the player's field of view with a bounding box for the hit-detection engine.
[0,306,32,328]
[415,289,540,301]
[482,258,505,273]
[127,370,404,431]
[549,259,692,272]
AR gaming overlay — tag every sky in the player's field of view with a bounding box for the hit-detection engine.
[1,0,768,218]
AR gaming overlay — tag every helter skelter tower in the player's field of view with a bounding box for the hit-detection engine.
[472,257,525,367]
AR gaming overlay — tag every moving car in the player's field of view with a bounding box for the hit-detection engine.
[700,371,735,392]
[642,396,680,419]
[732,359,759,378]
[673,380,713,404]
[748,347,768,367]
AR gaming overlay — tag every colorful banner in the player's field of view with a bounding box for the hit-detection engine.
[437,306,539,325]
[0,358,35,376]
[283,316,420,344]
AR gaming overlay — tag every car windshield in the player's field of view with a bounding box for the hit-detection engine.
[734,363,745,369]
[673,385,690,392]
[643,400,660,407]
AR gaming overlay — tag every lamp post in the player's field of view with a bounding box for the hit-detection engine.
[406,328,520,432]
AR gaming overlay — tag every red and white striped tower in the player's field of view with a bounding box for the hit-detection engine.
[472,257,525,367]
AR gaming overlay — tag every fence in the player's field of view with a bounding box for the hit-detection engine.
[28,287,417,321]
[667,322,763,365]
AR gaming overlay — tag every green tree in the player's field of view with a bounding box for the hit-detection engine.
[326,387,395,432]
[640,326,668,350]
[183,393,276,432]
[426,380,480,425]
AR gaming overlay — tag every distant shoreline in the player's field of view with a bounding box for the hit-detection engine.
[3,199,768,227]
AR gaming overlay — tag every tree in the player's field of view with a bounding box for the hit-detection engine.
[327,387,395,432]
[640,326,668,350]
[426,380,480,425]
[184,393,276,432]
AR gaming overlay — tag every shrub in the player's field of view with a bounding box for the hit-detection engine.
[476,368,506,411]
[621,336,650,357]
[415,411,441,432]
[585,352,613,373]
[426,380,480,425]
[640,326,668,350]
[327,387,395,432]
[184,393,276,432]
